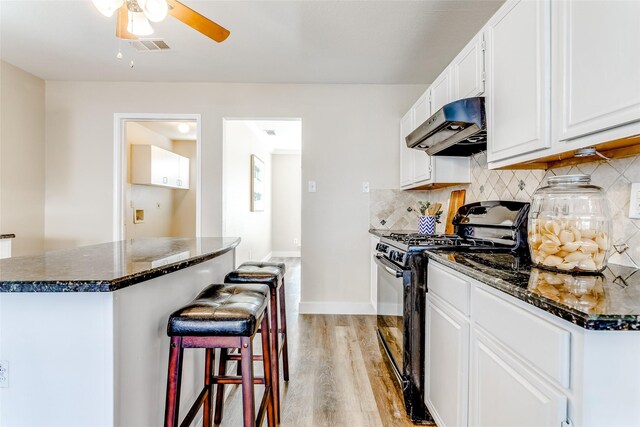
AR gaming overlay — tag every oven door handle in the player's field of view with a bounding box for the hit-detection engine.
[374,254,404,278]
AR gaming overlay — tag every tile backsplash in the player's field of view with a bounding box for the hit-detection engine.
[370,152,640,266]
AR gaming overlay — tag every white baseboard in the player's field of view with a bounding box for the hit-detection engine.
[271,251,301,258]
[298,301,375,315]
[261,252,273,262]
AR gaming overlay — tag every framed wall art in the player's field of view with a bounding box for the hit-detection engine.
[251,155,265,212]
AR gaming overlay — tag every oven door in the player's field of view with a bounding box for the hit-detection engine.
[374,254,406,380]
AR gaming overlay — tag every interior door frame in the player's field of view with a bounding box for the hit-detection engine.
[113,113,202,241]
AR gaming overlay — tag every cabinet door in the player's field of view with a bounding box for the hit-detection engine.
[486,0,551,163]
[553,0,640,142]
[370,236,380,307]
[150,145,175,186]
[412,92,432,183]
[399,109,415,187]
[469,329,567,427]
[453,34,485,99]
[425,295,469,427]
[177,156,190,189]
[431,69,452,112]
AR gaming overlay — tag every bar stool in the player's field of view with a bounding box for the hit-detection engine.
[164,283,275,427]
[224,262,289,421]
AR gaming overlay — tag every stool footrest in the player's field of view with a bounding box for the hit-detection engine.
[211,375,266,385]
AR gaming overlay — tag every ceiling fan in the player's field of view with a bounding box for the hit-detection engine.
[91,0,230,43]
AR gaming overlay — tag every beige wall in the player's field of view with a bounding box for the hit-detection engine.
[171,140,196,237]
[272,153,301,255]
[0,61,45,256]
[223,120,273,265]
[44,82,423,313]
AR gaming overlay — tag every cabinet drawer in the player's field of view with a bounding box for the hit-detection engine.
[428,262,470,316]
[472,286,570,387]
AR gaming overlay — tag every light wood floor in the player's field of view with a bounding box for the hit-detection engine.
[214,257,416,427]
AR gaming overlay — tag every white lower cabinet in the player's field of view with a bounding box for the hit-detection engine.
[468,328,568,427]
[425,294,469,427]
[370,235,380,308]
[426,260,569,427]
[427,260,640,427]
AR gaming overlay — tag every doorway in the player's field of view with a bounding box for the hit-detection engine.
[222,118,302,266]
[114,114,202,241]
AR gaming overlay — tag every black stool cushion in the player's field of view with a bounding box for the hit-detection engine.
[240,261,286,275]
[167,284,269,337]
[225,263,284,289]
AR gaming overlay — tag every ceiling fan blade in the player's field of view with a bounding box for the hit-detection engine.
[116,4,137,39]
[167,0,230,43]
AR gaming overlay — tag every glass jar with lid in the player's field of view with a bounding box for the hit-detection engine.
[528,174,612,273]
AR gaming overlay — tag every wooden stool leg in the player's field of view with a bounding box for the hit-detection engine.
[164,336,184,427]
[241,337,256,427]
[203,348,214,427]
[261,316,276,427]
[269,289,281,422]
[279,282,290,381]
[213,348,228,424]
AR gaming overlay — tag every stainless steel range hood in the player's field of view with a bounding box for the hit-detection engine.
[405,97,486,157]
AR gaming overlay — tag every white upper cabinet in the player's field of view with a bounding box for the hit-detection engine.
[452,33,486,100]
[177,156,190,189]
[430,68,453,113]
[552,0,640,143]
[399,109,415,187]
[399,85,471,189]
[412,92,433,183]
[131,144,190,190]
[485,0,551,164]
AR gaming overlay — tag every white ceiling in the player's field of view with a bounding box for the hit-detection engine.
[135,120,197,140]
[0,0,503,84]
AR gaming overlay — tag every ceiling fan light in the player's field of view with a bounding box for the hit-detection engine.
[138,0,168,22]
[92,0,124,17]
[127,11,155,36]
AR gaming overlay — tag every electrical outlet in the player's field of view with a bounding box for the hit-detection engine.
[630,183,640,219]
[0,361,8,388]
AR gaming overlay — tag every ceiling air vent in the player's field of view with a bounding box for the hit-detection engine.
[128,39,171,52]
[264,130,276,136]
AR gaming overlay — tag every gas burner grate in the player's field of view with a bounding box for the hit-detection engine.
[387,233,464,246]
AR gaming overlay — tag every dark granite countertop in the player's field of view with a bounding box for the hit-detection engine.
[426,250,640,331]
[0,237,240,293]
[0,234,15,239]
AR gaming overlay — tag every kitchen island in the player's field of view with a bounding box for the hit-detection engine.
[0,237,239,427]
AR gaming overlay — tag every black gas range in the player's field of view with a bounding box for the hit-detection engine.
[374,201,530,424]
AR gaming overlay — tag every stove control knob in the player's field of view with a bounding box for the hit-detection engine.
[376,243,388,253]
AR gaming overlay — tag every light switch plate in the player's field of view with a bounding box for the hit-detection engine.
[629,183,640,219]
[308,180,316,193]
[362,182,370,193]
